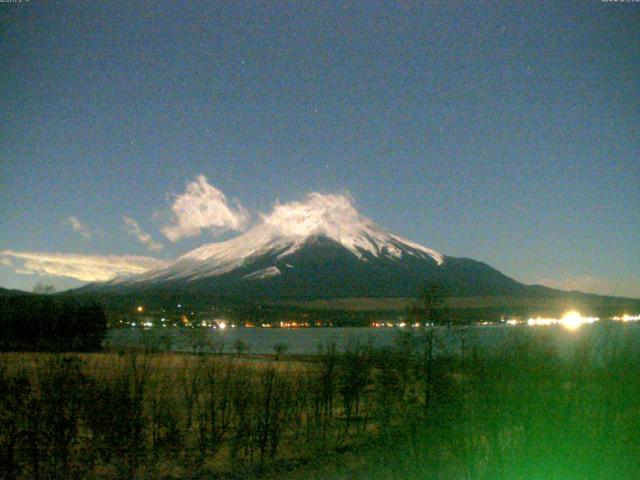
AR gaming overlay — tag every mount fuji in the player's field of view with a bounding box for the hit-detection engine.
[88,193,533,301]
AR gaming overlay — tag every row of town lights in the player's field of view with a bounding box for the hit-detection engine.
[132,306,639,331]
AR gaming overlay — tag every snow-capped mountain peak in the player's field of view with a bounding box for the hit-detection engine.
[124,193,443,284]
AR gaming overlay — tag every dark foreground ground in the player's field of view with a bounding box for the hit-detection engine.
[1,323,639,480]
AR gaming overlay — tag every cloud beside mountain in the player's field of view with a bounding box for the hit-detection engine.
[161,175,250,242]
[123,216,164,252]
[0,250,168,282]
[65,216,92,239]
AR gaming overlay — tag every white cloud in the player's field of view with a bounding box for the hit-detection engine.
[15,268,34,275]
[537,275,640,299]
[123,216,164,252]
[65,216,92,239]
[0,250,169,283]
[161,175,250,242]
[262,192,365,238]
[0,257,12,267]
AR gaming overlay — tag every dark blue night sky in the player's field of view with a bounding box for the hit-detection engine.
[1,1,638,296]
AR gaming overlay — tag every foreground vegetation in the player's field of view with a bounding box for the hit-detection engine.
[1,323,639,479]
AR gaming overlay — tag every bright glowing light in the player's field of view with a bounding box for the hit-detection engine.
[136,306,144,313]
[559,310,599,331]
[524,311,599,330]
[218,321,226,330]
[560,311,581,330]
[612,314,640,322]
[527,317,556,326]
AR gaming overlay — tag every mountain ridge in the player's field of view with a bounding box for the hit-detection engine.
[75,194,639,314]
[84,193,525,301]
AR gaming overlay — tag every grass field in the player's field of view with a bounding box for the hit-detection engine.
[2,323,640,479]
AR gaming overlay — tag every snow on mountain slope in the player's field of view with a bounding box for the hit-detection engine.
[243,266,281,281]
[122,193,443,285]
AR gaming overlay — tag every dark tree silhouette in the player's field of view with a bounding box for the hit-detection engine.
[0,294,107,351]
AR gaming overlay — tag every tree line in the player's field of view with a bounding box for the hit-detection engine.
[0,294,106,351]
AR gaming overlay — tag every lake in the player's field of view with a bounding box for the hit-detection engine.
[104,322,640,357]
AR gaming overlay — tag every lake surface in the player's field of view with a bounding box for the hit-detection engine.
[104,323,640,357]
